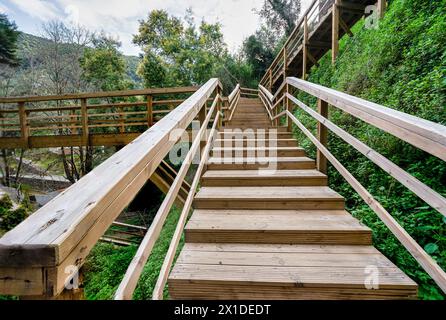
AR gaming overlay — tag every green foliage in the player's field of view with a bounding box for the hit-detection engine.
[134,9,227,88]
[257,0,301,36]
[80,34,133,91]
[0,194,32,232]
[292,0,446,300]
[0,14,19,66]
[83,207,183,300]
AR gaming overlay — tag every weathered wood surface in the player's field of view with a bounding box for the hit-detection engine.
[0,79,221,296]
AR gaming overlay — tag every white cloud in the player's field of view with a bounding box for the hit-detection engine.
[9,0,60,21]
[7,0,314,56]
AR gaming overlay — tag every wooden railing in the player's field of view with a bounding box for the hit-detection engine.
[258,77,446,293]
[259,0,385,89]
[0,86,199,148]
[223,86,259,124]
[0,79,223,297]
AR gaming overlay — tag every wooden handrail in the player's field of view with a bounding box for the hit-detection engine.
[0,86,199,103]
[286,93,446,217]
[151,111,221,300]
[114,93,221,300]
[0,79,221,297]
[287,77,446,161]
[267,77,446,293]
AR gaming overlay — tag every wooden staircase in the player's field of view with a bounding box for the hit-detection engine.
[168,97,417,299]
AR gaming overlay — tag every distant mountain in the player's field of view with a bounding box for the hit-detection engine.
[16,32,142,85]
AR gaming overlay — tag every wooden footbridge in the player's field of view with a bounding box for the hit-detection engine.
[1,0,445,300]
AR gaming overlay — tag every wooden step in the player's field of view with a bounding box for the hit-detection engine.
[168,244,418,300]
[215,138,298,147]
[185,209,371,245]
[207,156,316,170]
[202,170,327,186]
[211,147,305,157]
[218,132,294,139]
[221,127,290,132]
[193,186,345,210]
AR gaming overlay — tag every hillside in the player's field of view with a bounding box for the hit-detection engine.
[16,32,142,85]
[294,0,445,300]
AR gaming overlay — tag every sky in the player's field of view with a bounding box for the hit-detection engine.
[0,0,312,56]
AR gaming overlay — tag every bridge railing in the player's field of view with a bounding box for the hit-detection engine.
[259,77,446,293]
[0,79,223,298]
[0,86,199,149]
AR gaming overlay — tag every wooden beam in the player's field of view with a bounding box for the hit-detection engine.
[152,112,220,300]
[80,98,88,145]
[339,17,354,37]
[286,77,446,162]
[0,86,199,104]
[18,102,29,148]
[338,1,368,14]
[306,51,320,67]
[287,93,446,218]
[307,40,332,50]
[147,95,153,127]
[114,94,220,300]
[332,0,340,64]
[0,79,220,297]
[378,0,386,19]
[317,99,328,174]
[302,15,308,79]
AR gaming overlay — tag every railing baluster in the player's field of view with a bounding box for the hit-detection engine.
[317,98,329,174]
[332,0,340,64]
[81,98,89,144]
[18,101,29,148]
[147,95,153,127]
[303,15,308,79]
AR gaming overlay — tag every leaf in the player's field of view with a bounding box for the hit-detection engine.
[424,243,439,254]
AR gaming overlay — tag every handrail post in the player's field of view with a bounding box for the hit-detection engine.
[199,97,207,153]
[286,84,292,132]
[283,47,287,83]
[147,95,153,127]
[269,69,273,92]
[81,98,89,145]
[303,15,308,79]
[217,87,223,129]
[18,102,29,148]
[317,98,328,174]
[378,0,386,19]
[332,0,340,64]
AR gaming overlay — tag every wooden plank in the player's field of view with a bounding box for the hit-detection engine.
[207,156,315,170]
[80,98,88,145]
[0,267,44,296]
[151,115,221,300]
[303,15,308,79]
[147,95,153,127]
[113,94,220,300]
[0,86,199,104]
[288,94,446,217]
[169,264,417,289]
[317,99,329,174]
[18,102,29,148]
[0,79,221,297]
[193,186,345,210]
[332,0,340,64]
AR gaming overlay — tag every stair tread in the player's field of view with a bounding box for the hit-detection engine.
[195,186,344,201]
[170,246,417,289]
[208,156,314,163]
[202,169,326,179]
[186,209,369,232]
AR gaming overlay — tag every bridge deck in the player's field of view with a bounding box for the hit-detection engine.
[167,98,417,299]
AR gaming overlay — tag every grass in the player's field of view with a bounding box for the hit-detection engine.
[83,206,184,300]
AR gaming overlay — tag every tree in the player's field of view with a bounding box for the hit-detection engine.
[257,0,301,37]
[134,10,227,87]
[0,14,19,66]
[80,34,131,91]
